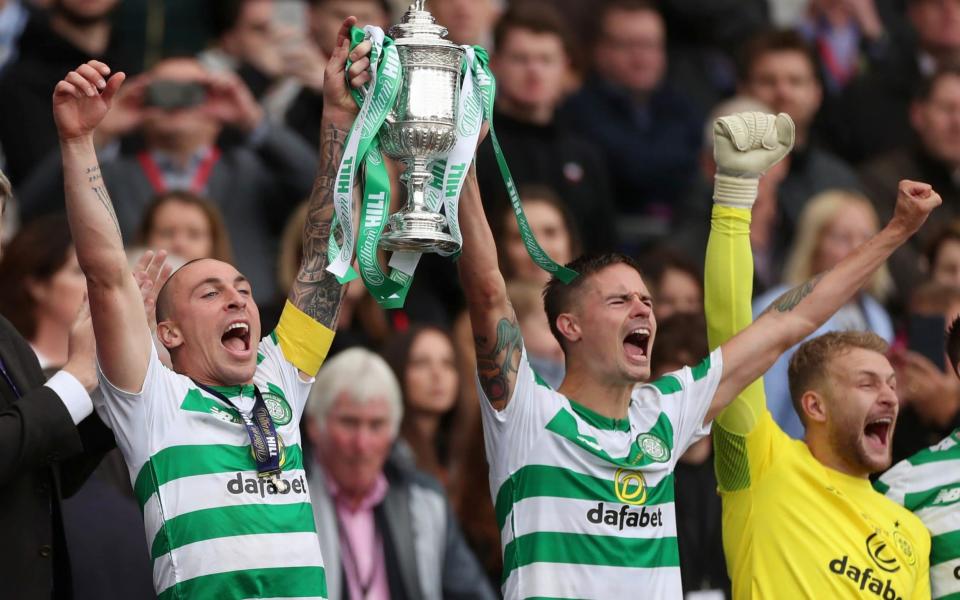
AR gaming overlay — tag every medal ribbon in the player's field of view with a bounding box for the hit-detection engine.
[195,382,283,479]
[137,148,221,195]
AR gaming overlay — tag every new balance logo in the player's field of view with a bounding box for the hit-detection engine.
[586,502,662,531]
[933,486,960,506]
[828,556,903,600]
[226,473,307,498]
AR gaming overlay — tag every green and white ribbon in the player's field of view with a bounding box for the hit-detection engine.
[330,29,577,308]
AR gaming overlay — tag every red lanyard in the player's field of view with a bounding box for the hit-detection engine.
[137,147,221,195]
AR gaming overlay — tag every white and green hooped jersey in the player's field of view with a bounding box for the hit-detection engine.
[479,347,723,599]
[95,332,326,600]
[877,429,960,600]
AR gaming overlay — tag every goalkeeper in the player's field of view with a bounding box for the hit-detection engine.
[706,113,934,599]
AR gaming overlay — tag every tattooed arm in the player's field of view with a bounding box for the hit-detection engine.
[706,180,941,420]
[458,165,523,411]
[287,18,372,331]
[55,61,153,391]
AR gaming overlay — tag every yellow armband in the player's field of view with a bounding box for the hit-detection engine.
[274,300,335,376]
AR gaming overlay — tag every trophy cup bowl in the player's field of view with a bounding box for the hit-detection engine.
[378,1,465,254]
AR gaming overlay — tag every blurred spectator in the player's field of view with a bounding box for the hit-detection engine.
[0,170,116,600]
[797,0,889,93]
[860,65,960,299]
[650,313,730,598]
[0,0,125,187]
[19,56,317,302]
[493,184,580,286]
[430,0,500,47]
[507,279,564,387]
[890,282,960,462]
[825,0,960,162]
[560,0,702,231]
[285,0,390,149]
[638,248,704,321]
[477,3,617,253]
[923,219,960,286]
[674,95,789,294]
[0,215,84,372]
[136,191,233,263]
[738,29,861,254]
[304,348,496,600]
[753,189,894,439]
[0,0,28,73]
[383,325,460,485]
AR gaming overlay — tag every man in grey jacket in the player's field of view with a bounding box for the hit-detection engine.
[305,347,495,600]
[17,56,317,302]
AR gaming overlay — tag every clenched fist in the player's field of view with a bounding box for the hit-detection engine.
[890,180,942,237]
[712,112,795,209]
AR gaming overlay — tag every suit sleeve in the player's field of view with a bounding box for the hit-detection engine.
[704,204,769,492]
[0,384,84,486]
[441,498,498,600]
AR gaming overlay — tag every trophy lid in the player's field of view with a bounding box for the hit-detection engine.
[389,1,454,44]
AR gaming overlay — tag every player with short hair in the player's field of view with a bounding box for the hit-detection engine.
[705,173,936,596]
[877,317,960,600]
[458,105,939,597]
[52,18,372,599]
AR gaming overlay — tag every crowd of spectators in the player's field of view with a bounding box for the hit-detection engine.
[2,0,960,598]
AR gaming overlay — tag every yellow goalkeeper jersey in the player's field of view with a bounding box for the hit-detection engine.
[717,411,931,600]
[703,204,931,600]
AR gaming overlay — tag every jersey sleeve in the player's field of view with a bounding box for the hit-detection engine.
[477,346,565,476]
[94,343,183,471]
[650,348,725,460]
[703,203,771,492]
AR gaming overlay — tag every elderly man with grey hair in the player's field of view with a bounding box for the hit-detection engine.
[305,347,496,600]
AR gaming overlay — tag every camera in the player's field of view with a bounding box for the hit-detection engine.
[144,80,207,110]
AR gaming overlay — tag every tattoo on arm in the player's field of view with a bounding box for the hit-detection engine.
[475,309,524,406]
[288,124,349,328]
[86,166,121,237]
[763,272,826,315]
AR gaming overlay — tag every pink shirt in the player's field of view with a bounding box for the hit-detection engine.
[325,471,391,600]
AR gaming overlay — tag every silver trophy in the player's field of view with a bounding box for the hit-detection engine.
[378,0,465,254]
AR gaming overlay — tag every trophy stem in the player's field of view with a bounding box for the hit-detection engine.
[403,157,432,213]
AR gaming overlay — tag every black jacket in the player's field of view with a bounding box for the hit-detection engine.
[0,314,114,599]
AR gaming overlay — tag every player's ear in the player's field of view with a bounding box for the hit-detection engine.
[555,312,581,344]
[800,390,827,424]
[157,321,183,351]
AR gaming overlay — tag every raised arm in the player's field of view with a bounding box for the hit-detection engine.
[712,180,941,413]
[55,60,152,392]
[458,166,522,411]
[287,18,370,330]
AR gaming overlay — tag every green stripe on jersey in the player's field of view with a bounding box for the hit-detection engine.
[931,530,960,565]
[907,438,960,466]
[151,502,317,559]
[904,482,960,512]
[134,444,304,509]
[650,354,711,395]
[545,409,675,468]
[494,464,675,530]
[501,531,679,581]
[156,565,327,600]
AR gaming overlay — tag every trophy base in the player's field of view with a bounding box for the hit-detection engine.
[379,212,460,254]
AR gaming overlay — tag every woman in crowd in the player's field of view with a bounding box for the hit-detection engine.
[136,190,233,263]
[0,214,85,373]
[923,219,960,288]
[382,324,460,484]
[753,189,894,439]
[494,184,580,284]
[639,247,704,321]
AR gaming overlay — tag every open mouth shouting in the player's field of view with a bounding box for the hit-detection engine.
[623,327,652,364]
[863,416,893,452]
[221,320,252,358]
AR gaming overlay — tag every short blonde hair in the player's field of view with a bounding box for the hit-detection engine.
[788,331,889,422]
[306,347,403,435]
[783,189,893,302]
